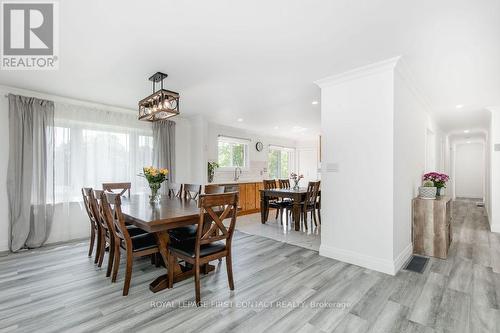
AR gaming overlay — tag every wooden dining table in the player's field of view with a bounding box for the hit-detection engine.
[260,188,317,231]
[120,194,215,293]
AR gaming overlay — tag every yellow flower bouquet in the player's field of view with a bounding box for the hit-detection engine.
[139,166,169,202]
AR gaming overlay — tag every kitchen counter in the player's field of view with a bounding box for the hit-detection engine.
[205,180,263,186]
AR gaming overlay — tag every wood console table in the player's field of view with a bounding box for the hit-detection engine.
[412,196,452,259]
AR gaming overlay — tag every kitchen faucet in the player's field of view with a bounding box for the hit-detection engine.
[234,167,242,181]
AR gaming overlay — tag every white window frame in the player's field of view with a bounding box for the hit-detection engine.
[217,135,250,170]
[268,145,296,179]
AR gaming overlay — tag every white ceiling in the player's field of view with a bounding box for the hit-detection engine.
[1,0,499,139]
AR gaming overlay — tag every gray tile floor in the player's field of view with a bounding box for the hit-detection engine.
[0,199,499,332]
[235,211,321,251]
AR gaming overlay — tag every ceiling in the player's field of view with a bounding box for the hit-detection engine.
[1,0,499,139]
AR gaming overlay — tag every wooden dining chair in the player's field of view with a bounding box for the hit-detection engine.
[101,192,160,296]
[168,183,183,198]
[89,189,146,278]
[183,184,202,200]
[263,179,291,223]
[204,184,225,194]
[102,182,131,197]
[278,179,291,189]
[81,188,100,260]
[167,192,239,306]
[301,181,321,229]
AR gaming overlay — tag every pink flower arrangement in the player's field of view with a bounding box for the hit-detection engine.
[290,172,304,181]
[423,172,449,188]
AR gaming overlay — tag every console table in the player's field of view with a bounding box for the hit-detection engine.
[412,196,452,259]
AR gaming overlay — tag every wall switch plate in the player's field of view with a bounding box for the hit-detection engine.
[326,163,339,172]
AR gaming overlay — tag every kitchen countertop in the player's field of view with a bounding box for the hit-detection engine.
[206,180,263,186]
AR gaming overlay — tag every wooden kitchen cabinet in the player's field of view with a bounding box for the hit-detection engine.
[210,181,262,216]
[245,183,256,210]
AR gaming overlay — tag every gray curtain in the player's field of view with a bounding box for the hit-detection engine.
[152,120,175,194]
[7,94,55,252]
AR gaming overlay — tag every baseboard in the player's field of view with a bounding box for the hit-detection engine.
[319,244,396,275]
[319,242,413,276]
[393,243,413,273]
[491,224,500,233]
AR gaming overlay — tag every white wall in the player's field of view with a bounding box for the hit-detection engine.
[316,58,443,275]
[206,122,316,183]
[487,107,500,232]
[316,59,396,274]
[454,143,484,199]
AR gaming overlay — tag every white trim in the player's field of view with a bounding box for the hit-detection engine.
[319,244,398,275]
[393,243,413,273]
[314,56,401,88]
[319,243,413,275]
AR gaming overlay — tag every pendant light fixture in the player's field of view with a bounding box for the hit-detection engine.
[138,72,180,121]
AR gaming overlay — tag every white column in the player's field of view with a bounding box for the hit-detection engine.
[315,58,400,275]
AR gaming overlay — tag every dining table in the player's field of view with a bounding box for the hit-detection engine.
[260,187,319,231]
[120,194,215,293]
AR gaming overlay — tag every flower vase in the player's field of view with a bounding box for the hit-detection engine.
[149,183,161,203]
[293,180,300,190]
[436,187,441,197]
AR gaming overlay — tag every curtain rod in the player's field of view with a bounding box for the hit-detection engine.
[218,134,251,142]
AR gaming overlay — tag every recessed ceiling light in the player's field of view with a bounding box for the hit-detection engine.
[466,141,471,144]
[273,126,279,130]
[237,118,243,122]
[456,104,464,109]
[312,101,319,105]
[464,130,470,133]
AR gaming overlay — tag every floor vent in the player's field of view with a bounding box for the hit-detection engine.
[404,255,429,274]
[476,202,485,207]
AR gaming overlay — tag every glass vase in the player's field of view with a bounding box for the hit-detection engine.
[149,183,161,203]
[293,179,300,190]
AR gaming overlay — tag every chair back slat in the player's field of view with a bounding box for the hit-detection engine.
[102,182,131,197]
[263,179,277,190]
[169,183,183,198]
[183,184,202,200]
[101,192,131,248]
[305,181,321,206]
[278,179,290,189]
[204,184,225,194]
[82,188,96,224]
[87,190,108,233]
[195,192,238,252]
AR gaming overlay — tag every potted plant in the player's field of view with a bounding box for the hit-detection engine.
[422,172,450,197]
[207,161,219,183]
[139,166,169,203]
[418,180,437,200]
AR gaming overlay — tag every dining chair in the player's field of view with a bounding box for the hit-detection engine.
[81,188,100,260]
[263,179,291,223]
[168,183,183,198]
[301,181,321,230]
[102,182,131,197]
[89,189,147,278]
[278,179,291,189]
[101,192,160,296]
[204,184,225,194]
[167,192,239,305]
[183,184,202,200]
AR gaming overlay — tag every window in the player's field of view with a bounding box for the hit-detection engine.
[268,146,295,179]
[217,136,249,168]
[52,104,153,202]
